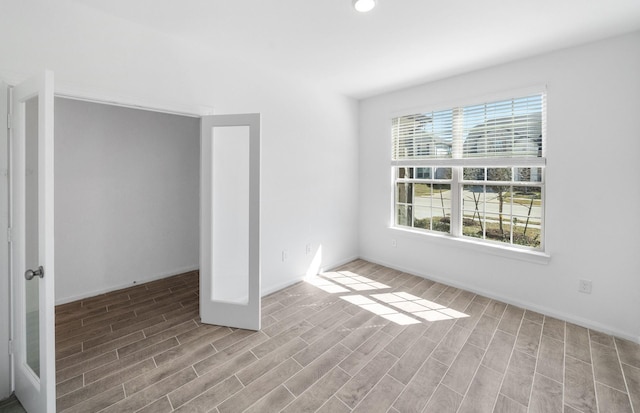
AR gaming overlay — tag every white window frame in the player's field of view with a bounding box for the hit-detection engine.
[390,90,549,262]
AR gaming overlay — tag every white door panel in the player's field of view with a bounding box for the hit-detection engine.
[200,114,260,330]
[11,71,56,413]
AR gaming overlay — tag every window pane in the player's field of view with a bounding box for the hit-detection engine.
[487,185,511,216]
[485,213,511,244]
[398,167,413,179]
[463,167,485,181]
[415,167,431,179]
[515,167,542,182]
[413,206,430,229]
[414,183,431,201]
[511,186,542,247]
[396,205,412,227]
[487,167,512,181]
[396,183,413,203]
[431,184,451,233]
[435,167,452,180]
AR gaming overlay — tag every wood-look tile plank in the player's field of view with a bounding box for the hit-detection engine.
[57,359,155,411]
[251,320,311,359]
[458,365,503,413]
[217,359,302,413]
[493,394,527,413]
[193,331,268,376]
[431,325,473,366]
[565,355,597,413]
[466,314,500,350]
[616,337,640,369]
[497,305,524,335]
[536,334,564,383]
[622,363,640,412]
[595,383,633,413]
[281,367,351,413]
[591,341,627,391]
[482,330,516,374]
[566,323,591,364]
[244,385,295,413]
[388,336,437,384]
[523,309,544,324]
[168,351,257,409]
[339,330,394,376]
[102,366,197,413]
[351,374,405,413]
[237,338,307,386]
[340,315,388,351]
[441,342,485,395]
[542,316,565,342]
[118,319,198,358]
[336,350,398,408]
[499,350,536,407]
[172,376,243,413]
[285,343,352,397]
[85,337,179,384]
[484,300,507,319]
[393,357,448,413]
[384,323,428,358]
[56,375,84,398]
[514,318,542,358]
[57,332,145,372]
[60,385,125,413]
[589,329,615,347]
[56,351,119,383]
[137,396,173,413]
[316,396,351,413]
[454,302,486,330]
[529,373,563,413]
[153,329,222,367]
[422,384,463,413]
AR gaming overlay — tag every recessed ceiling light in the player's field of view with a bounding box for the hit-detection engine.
[353,0,376,13]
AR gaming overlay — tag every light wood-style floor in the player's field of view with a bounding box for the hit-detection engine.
[55,259,640,413]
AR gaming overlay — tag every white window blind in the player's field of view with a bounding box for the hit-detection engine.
[392,94,546,163]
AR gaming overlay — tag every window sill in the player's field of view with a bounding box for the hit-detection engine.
[390,226,551,265]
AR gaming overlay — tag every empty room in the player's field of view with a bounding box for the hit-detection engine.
[1,1,639,412]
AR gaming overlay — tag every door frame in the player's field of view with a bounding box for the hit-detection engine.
[0,82,12,401]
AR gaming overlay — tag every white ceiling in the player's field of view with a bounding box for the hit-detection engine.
[71,0,640,99]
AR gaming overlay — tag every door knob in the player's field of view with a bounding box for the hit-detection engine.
[25,266,44,280]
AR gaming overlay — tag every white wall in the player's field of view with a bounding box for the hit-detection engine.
[358,32,640,342]
[54,98,200,302]
[0,0,359,303]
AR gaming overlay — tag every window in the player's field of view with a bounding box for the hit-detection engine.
[392,94,545,250]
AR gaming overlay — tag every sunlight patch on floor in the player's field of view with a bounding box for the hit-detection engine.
[305,271,469,326]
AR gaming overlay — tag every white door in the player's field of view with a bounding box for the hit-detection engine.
[11,71,56,413]
[200,114,261,331]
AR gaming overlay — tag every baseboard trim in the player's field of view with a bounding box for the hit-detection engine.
[261,255,360,297]
[360,255,640,344]
[55,265,200,305]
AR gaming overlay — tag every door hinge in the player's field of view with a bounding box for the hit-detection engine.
[7,113,11,129]
[6,227,11,244]
[8,339,13,355]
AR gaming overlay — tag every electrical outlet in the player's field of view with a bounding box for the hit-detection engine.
[282,250,288,262]
[579,279,592,294]
[305,244,312,255]
[391,239,397,247]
